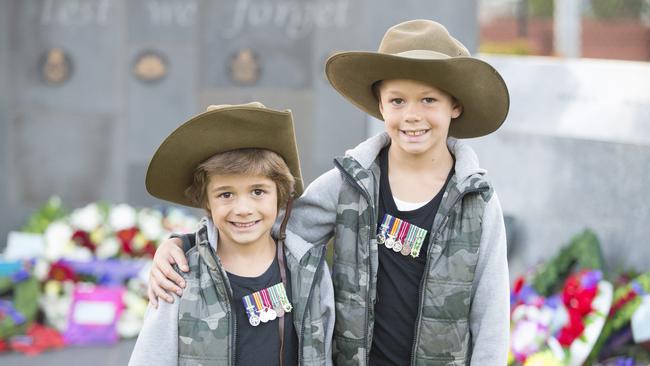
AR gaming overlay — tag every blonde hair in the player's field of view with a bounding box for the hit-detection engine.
[185,149,295,212]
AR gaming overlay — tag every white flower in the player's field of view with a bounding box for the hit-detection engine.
[96,237,121,259]
[63,246,93,261]
[44,221,73,262]
[110,204,137,231]
[117,309,143,338]
[138,209,164,241]
[33,258,51,281]
[164,207,199,233]
[40,280,73,331]
[70,203,103,232]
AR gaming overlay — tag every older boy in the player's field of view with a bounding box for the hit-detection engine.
[130,103,334,365]
[151,20,510,365]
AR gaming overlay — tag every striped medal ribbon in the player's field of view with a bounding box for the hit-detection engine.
[384,216,400,249]
[399,221,411,255]
[260,288,277,321]
[268,284,285,317]
[402,223,416,256]
[274,283,293,313]
[411,225,428,258]
[252,291,268,323]
[394,221,410,253]
[377,214,392,245]
[242,294,260,326]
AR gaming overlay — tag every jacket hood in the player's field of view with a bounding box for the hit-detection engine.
[343,132,488,187]
[202,216,314,262]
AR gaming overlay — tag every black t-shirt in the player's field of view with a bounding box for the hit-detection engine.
[228,253,298,366]
[369,147,454,365]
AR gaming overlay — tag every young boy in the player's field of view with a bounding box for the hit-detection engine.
[129,102,334,365]
[150,20,510,365]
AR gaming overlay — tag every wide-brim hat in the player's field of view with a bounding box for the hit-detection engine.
[146,102,303,208]
[325,19,510,138]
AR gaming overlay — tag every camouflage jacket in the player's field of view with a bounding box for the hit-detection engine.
[129,219,334,366]
[288,133,510,365]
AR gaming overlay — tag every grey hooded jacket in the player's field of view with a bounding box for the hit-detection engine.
[286,133,510,365]
[129,219,335,365]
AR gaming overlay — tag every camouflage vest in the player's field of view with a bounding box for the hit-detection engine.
[331,155,491,366]
[176,222,329,365]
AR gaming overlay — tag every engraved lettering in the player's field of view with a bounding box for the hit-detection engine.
[40,0,112,27]
[223,0,248,38]
[223,0,350,40]
[146,0,196,27]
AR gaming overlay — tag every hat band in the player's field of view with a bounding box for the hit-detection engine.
[387,49,452,60]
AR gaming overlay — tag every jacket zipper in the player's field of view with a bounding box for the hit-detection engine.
[210,250,237,366]
[334,160,376,365]
[298,245,328,365]
[409,186,488,365]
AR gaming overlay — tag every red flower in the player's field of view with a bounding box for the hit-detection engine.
[142,241,157,258]
[10,324,65,355]
[72,230,95,251]
[117,227,139,255]
[562,272,597,315]
[557,310,586,346]
[513,276,525,294]
[47,261,78,282]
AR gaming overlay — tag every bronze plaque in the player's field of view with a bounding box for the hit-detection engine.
[40,47,73,85]
[133,50,168,83]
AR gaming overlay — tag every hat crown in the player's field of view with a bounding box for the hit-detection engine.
[378,19,470,57]
[206,101,265,112]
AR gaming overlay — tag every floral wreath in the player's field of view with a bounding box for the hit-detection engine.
[509,230,613,365]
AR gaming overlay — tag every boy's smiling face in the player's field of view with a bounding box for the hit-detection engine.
[378,78,462,157]
[206,174,278,249]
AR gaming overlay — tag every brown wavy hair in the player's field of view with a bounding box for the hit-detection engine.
[184,148,295,213]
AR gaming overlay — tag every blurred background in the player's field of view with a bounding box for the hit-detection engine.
[1,0,649,364]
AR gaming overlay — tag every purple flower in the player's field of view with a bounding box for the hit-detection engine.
[580,270,602,289]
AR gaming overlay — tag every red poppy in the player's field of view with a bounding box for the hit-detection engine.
[47,261,78,282]
[117,227,139,255]
[513,276,525,294]
[72,230,95,251]
[10,324,65,355]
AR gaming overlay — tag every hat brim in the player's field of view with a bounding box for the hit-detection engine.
[325,52,510,138]
[146,105,303,208]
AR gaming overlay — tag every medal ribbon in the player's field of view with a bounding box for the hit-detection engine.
[242,295,256,318]
[252,291,264,313]
[405,224,417,248]
[397,221,409,243]
[261,288,272,310]
[388,216,400,238]
[411,227,427,258]
[275,283,292,311]
[378,214,391,235]
[268,285,280,310]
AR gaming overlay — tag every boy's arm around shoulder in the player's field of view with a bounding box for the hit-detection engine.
[318,255,335,365]
[129,291,180,365]
[289,167,342,245]
[469,192,510,365]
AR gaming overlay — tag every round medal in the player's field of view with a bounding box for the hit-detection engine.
[267,308,277,321]
[283,303,293,312]
[259,309,269,323]
[249,314,260,327]
[385,237,394,249]
[377,233,385,245]
[401,242,411,256]
[393,241,402,252]
[275,307,285,318]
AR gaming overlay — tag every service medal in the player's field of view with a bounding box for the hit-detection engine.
[249,314,261,326]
